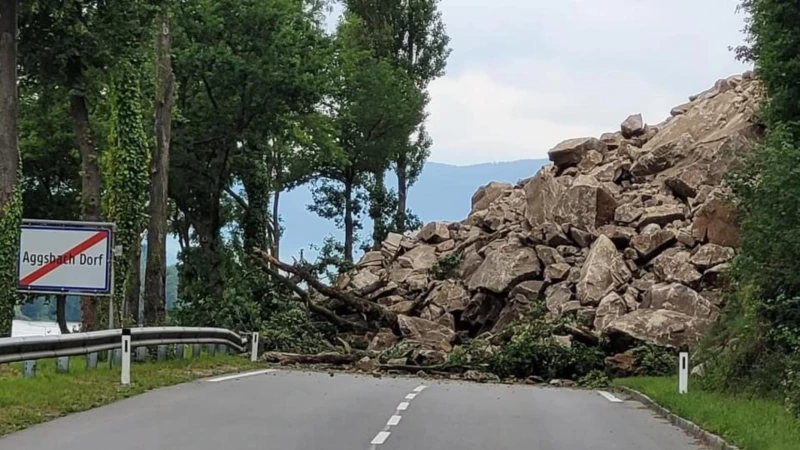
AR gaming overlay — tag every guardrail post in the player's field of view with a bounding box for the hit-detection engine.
[23,360,36,379]
[112,348,122,366]
[121,328,131,386]
[135,347,147,363]
[678,345,689,394]
[176,344,185,359]
[86,352,98,370]
[157,345,167,361]
[251,332,259,362]
[56,356,69,374]
[205,344,216,356]
[217,344,227,356]
[192,344,201,358]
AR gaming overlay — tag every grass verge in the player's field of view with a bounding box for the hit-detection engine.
[615,376,800,450]
[0,353,260,437]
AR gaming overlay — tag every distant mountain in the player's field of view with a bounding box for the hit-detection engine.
[165,159,547,265]
[14,159,547,321]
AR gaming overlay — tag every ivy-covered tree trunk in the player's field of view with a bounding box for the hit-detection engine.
[241,160,270,253]
[144,4,174,326]
[103,60,150,327]
[0,0,21,337]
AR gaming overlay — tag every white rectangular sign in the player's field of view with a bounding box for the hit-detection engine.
[17,221,113,295]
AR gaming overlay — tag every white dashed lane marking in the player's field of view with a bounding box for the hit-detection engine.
[368,385,428,448]
[597,390,623,403]
[206,369,276,383]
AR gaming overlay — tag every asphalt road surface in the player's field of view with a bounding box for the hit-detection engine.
[0,369,703,450]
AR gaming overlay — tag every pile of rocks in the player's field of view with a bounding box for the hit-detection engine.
[336,72,762,361]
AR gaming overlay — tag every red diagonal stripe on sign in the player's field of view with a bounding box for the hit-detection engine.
[19,231,108,286]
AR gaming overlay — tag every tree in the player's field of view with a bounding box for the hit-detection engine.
[18,84,82,333]
[309,13,425,262]
[703,0,800,415]
[0,0,21,337]
[169,0,330,312]
[102,59,151,327]
[344,0,450,237]
[19,0,158,330]
[144,2,175,326]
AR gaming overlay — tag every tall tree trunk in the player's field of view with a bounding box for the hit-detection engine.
[0,0,19,337]
[55,295,70,334]
[272,189,280,259]
[241,162,269,253]
[370,170,387,248]
[344,179,354,263]
[125,242,142,324]
[395,156,408,232]
[70,92,102,330]
[144,6,173,326]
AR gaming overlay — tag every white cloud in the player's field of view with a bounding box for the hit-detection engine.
[425,0,751,165]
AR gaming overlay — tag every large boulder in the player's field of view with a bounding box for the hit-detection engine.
[594,292,628,331]
[642,283,718,319]
[471,181,513,213]
[554,175,617,231]
[604,309,713,348]
[397,245,438,271]
[621,113,646,139]
[548,137,607,169]
[637,204,687,229]
[577,236,632,305]
[426,280,471,313]
[418,222,450,244]
[397,315,456,352]
[652,250,702,286]
[524,168,564,228]
[468,240,541,294]
[690,243,735,270]
[692,197,739,247]
[630,225,676,261]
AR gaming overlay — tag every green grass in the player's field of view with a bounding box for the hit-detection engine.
[0,352,260,436]
[615,376,800,450]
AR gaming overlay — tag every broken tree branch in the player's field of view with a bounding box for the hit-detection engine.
[252,255,371,332]
[253,248,398,327]
[263,352,360,365]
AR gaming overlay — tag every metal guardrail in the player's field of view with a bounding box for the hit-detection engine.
[0,326,247,364]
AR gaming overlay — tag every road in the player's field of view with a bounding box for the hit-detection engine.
[0,369,702,450]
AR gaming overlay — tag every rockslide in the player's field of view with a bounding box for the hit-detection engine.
[334,72,762,364]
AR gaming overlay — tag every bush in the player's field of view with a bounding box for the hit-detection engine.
[579,369,611,388]
[431,253,462,280]
[487,309,604,380]
[626,344,676,377]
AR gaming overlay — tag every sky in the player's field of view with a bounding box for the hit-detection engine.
[332,0,752,165]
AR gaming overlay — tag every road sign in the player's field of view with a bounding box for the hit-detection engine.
[17,220,114,296]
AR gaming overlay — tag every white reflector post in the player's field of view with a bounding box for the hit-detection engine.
[678,346,689,394]
[251,332,260,362]
[121,328,131,386]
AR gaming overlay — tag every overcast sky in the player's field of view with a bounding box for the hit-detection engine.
[333,0,752,165]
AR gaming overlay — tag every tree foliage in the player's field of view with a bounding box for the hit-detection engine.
[704,0,800,416]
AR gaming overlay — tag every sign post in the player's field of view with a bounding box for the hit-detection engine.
[678,345,689,394]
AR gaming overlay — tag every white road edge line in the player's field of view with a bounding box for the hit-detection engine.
[405,393,417,400]
[371,431,391,445]
[598,390,623,403]
[397,402,410,411]
[206,369,276,383]
[387,415,402,426]
[413,385,427,392]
